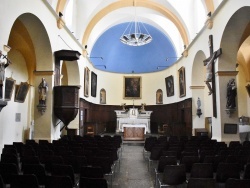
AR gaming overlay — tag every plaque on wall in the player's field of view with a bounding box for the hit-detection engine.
[5,77,16,101]
[224,123,237,134]
[15,82,30,103]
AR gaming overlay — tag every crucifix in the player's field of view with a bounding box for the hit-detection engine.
[203,35,222,117]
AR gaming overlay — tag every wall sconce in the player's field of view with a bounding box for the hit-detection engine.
[239,116,250,125]
[196,97,202,118]
[57,12,65,29]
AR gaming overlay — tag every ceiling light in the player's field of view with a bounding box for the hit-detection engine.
[120,2,152,46]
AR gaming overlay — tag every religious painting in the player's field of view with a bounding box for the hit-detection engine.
[84,67,90,97]
[91,71,97,97]
[178,67,186,97]
[124,76,141,99]
[246,84,250,97]
[5,77,16,101]
[14,82,30,103]
[100,88,106,104]
[156,89,163,104]
[165,75,174,97]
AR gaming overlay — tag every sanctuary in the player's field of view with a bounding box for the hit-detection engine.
[115,108,153,134]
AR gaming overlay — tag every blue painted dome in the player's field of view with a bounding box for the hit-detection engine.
[90,23,177,73]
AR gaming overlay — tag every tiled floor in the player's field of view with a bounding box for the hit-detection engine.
[112,143,155,188]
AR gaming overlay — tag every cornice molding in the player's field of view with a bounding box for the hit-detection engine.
[34,71,54,76]
[216,71,238,76]
[190,86,205,89]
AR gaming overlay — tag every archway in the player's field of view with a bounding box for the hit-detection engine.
[9,13,55,141]
[215,7,250,142]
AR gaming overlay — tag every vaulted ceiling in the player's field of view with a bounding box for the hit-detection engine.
[53,0,222,73]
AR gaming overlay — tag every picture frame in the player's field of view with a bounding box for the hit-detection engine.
[124,76,141,99]
[91,71,97,97]
[246,84,250,97]
[100,88,106,104]
[165,75,174,97]
[178,67,186,97]
[84,67,90,97]
[156,89,163,104]
[14,82,30,103]
[5,77,16,101]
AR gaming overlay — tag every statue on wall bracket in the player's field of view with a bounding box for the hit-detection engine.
[225,78,237,117]
[37,78,48,115]
[0,49,12,112]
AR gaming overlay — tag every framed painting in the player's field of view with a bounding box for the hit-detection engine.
[246,84,250,97]
[156,89,163,104]
[178,67,186,97]
[14,82,30,103]
[100,88,106,104]
[91,71,97,97]
[165,75,174,97]
[124,76,141,99]
[84,67,90,97]
[5,77,16,101]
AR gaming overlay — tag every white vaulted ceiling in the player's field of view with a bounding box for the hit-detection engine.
[53,0,223,73]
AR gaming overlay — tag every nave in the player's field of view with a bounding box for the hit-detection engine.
[2,134,250,188]
[0,134,155,188]
[113,142,154,188]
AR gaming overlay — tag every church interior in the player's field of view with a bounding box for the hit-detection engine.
[0,0,250,187]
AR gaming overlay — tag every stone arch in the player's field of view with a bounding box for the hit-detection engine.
[219,7,250,71]
[191,50,212,132]
[4,13,54,141]
[10,13,53,75]
[219,7,250,111]
[192,50,207,87]
[210,6,250,142]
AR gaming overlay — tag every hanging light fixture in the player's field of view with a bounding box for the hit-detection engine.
[120,0,152,46]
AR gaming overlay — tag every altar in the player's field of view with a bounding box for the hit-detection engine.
[115,108,152,133]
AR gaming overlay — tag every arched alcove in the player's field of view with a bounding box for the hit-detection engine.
[61,60,80,86]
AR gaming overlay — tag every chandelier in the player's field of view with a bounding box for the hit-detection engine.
[120,3,152,46]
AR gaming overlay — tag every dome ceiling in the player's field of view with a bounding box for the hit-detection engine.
[90,22,177,73]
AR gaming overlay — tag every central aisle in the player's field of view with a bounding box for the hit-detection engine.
[113,143,154,188]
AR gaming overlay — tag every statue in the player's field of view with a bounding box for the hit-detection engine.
[0,50,11,86]
[38,78,48,105]
[203,52,216,95]
[121,103,126,111]
[196,97,202,117]
[226,78,237,109]
[140,103,146,112]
